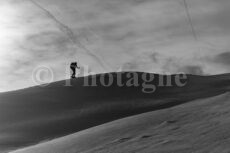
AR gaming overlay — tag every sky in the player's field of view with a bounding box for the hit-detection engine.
[0,0,230,92]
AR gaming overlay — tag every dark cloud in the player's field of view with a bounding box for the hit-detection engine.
[91,19,136,43]
[184,0,230,38]
[2,0,230,92]
[213,52,230,65]
[95,0,154,13]
[149,52,159,63]
[121,62,139,71]
[27,31,66,46]
[178,65,204,75]
[161,57,205,75]
[24,31,75,59]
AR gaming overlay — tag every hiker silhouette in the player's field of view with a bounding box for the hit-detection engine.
[70,62,80,78]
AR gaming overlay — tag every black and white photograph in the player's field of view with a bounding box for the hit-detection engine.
[1,0,230,153]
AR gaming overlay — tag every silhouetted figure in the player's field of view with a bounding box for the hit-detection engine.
[70,62,80,78]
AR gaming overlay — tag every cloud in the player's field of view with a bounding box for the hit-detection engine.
[178,65,204,75]
[119,52,205,75]
[149,53,159,63]
[24,31,73,58]
[213,52,230,65]
[1,0,230,91]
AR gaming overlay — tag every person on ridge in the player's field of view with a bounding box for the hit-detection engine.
[70,62,80,78]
